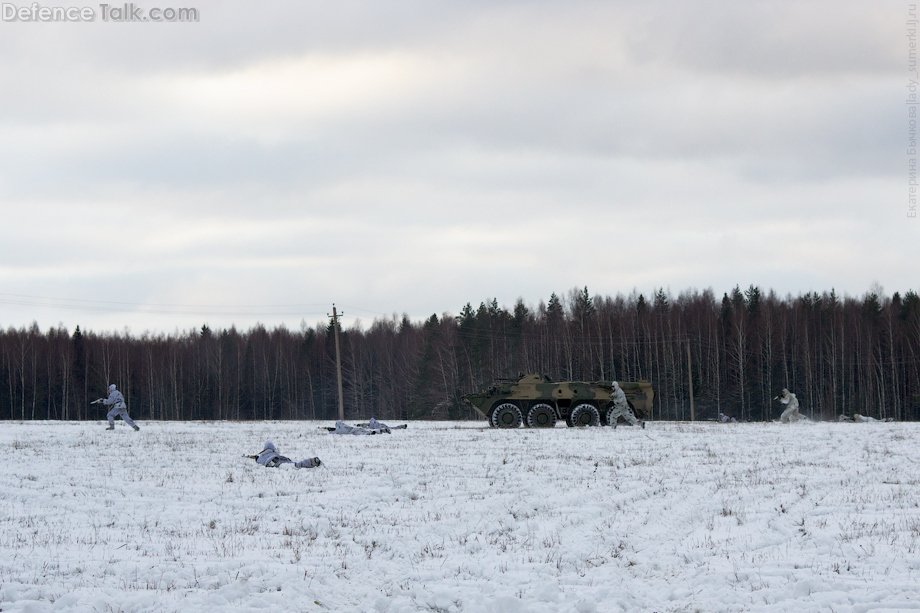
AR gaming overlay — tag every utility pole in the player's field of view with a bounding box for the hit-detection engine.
[686,338,695,422]
[330,305,345,421]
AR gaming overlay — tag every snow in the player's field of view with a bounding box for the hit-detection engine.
[2,420,919,612]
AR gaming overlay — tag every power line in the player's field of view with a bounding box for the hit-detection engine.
[0,292,363,318]
[0,291,331,309]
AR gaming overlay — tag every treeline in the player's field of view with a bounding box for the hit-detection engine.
[1,286,918,422]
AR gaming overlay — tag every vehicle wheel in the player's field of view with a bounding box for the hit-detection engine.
[491,403,523,428]
[526,403,557,428]
[570,403,600,427]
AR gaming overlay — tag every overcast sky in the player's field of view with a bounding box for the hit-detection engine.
[0,0,913,334]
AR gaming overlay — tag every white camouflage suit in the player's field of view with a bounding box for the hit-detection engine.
[332,419,375,435]
[254,441,321,469]
[103,385,137,428]
[779,389,804,423]
[608,382,640,426]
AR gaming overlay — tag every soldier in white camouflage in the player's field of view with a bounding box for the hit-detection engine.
[103,384,139,431]
[246,441,322,469]
[777,388,804,423]
[608,381,645,429]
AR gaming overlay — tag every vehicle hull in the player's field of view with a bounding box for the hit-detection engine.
[464,373,654,428]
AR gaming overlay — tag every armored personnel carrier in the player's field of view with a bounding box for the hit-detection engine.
[464,373,654,428]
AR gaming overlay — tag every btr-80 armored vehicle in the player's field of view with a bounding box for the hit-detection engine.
[464,373,654,428]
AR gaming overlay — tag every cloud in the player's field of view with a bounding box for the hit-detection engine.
[0,0,913,333]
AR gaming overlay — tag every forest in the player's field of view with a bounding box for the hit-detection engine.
[1,285,918,422]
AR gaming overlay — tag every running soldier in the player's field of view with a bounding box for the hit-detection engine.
[102,384,139,431]
[776,388,804,423]
[608,381,645,429]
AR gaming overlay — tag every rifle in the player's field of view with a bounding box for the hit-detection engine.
[90,398,105,405]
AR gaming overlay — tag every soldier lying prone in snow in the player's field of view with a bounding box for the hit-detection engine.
[244,441,322,468]
[323,419,404,434]
[356,418,407,431]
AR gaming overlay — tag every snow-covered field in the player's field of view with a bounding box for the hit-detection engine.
[1,420,919,613]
